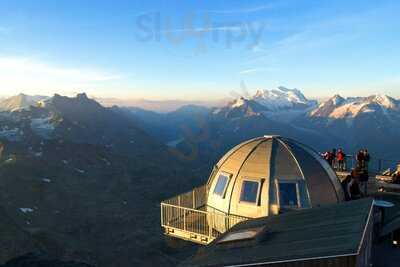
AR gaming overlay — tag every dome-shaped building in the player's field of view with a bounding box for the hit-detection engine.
[206,135,345,219]
[161,135,345,244]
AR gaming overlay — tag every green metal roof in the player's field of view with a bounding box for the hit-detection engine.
[180,198,374,267]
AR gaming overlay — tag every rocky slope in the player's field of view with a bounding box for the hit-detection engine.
[0,94,205,267]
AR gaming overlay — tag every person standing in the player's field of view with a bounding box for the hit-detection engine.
[363,149,370,171]
[337,148,346,171]
[322,151,333,166]
[359,168,369,196]
[356,150,365,170]
[348,169,362,200]
[341,175,352,201]
[332,148,337,167]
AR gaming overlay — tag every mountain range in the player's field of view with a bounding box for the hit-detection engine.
[1,89,399,170]
[127,86,400,165]
[0,89,399,266]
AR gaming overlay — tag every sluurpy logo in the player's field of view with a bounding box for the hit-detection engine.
[135,11,266,51]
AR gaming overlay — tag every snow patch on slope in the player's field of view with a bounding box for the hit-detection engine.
[329,102,368,119]
[19,208,34,214]
[30,116,56,138]
[0,127,23,141]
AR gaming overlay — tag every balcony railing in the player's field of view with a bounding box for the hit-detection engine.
[161,185,248,245]
[329,155,398,174]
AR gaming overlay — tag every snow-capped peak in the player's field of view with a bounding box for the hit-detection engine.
[372,94,397,109]
[251,86,311,111]
[331,94,346,106]
[231,97,247,108]
[310,94,399,119]
[0,94,49,112]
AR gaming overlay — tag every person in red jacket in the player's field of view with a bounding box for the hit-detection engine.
[337,148,346,171]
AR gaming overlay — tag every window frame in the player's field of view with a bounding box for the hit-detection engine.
[275,179,302,209]
[239,178,261,205]
[217,226,266,244]
[213,172,232,198]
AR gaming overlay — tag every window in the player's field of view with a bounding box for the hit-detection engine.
[213,173,230,196]
[217,226,265,244]
[277,182,299,208]
[240,180,260,203]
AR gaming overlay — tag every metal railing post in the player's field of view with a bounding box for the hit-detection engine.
[209,213,212,238]
[183,208,186,231]
[161,204,163,226]
[193,190,195,209]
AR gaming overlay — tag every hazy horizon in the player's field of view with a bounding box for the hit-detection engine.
[0,86,398,102]
[1,74,399,102]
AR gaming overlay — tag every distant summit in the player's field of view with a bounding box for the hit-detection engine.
[225,87,315,114]
[251,86,312,110]
[214,86,316,122]
[0,93,48,112]
[214,97,269,119]
[310,94,399,119]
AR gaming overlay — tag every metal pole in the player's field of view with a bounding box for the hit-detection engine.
[184,208,186,231]
[193,190,195,209]
[209,214,212,238]
[161,204,163,226]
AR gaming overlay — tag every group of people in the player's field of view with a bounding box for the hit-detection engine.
[321,148,371,172]
[321,148,347,171]
[321,148,372,200]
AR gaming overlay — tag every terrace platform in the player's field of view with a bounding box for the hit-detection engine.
[161,185,248,245]
[161,170,396,245]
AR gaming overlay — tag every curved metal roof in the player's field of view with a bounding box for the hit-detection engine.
[208,136,345,207]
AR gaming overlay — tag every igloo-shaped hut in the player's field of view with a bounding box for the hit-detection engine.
[161,135,345,244]
[207,135,345,219]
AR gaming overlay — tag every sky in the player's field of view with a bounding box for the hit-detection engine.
[0,0,399,100]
